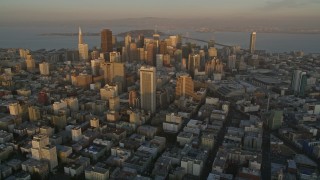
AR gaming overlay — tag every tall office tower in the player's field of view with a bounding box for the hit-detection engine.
[129,42,138,61]
[78,27,88,61]
[109,51,121,62]
[163,54,171,66]
[205,60,215,78]
[71,126,82,142]
[26,54,35,72]
[91,58,103,76]
[159,40,167,55]
[176,34,182,49]
[91,50,100,60]
[175,75,194,98]
[156,54,163,68]
[137,48,145,62]
[174,49,182,63]
[208,47,217,58]
[101,29,113,53]
[39,62,50,75]
[169,36,177,47]
[208,40,215,48]
[78,27,83,44]
[78,27,89,61]
[250,32,256,54]
[78,43,89,61]
[188,54,201,78]
[291,70,307,97]
[146,43,154,66]
[100,62,125,91]
[31,134,58,171]
[182,45,191,59]
[138,34,145,48]
[122,47,128,62]
[140,66,156,114]
[128,90,138,108]
[153,33,160,41]
[125,34,132,48]
[227,55,236,70]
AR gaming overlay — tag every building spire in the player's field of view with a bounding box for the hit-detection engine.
[78,27,83,44]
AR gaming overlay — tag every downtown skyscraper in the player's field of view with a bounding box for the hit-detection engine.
[250,32,256,54]
[101,29,113,53]
[78,27,88,61]
[140,66,156,114]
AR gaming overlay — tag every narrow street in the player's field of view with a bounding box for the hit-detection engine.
[273,132,320,171]
[200,107,239,179]
[261,126,271,180]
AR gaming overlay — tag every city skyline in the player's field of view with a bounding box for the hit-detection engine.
[0,1,320,177]
[1,0,320,28]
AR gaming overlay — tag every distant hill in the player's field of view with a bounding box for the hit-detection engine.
[39,29,168,37]
[117,29,167,38]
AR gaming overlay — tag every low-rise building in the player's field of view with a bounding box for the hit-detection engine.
[177,132,193,146]
[85,165,109,180]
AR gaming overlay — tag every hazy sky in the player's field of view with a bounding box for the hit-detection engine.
[1,0,320,26]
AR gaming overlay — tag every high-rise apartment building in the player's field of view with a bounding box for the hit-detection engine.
[109,51,121,62]
[28,106,41,121]
[91,58,103,76]
[101,29,113,53]
[100,84,119,100]
[71,126,82,142]
[250,32,256,54]
[100,62,125,91]
[26,54,35,72]
[140,66,156,114]
[90,118,100,128]
[31,134,58,171]
[39,62,50,75]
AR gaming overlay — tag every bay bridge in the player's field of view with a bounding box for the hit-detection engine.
[180,35,233,48]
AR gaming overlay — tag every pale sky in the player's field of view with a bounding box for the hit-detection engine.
[1,0,319,26]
